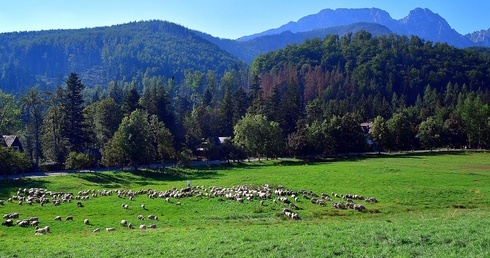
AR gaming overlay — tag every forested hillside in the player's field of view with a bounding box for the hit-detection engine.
[252,31,490,106]
[0,20,244,94]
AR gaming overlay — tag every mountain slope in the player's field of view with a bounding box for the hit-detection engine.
[0,20,244,93]
[198,22,392,63]
[238,8,475,48]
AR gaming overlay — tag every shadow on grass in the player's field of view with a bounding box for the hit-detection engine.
[0,178,50,198]
[70,167,221,188]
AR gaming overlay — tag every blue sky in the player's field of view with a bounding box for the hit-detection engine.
[0,1,488,39]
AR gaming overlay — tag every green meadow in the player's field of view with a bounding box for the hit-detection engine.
[1,151,489,257]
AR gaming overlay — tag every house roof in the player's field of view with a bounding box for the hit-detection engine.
[2,135,17,147]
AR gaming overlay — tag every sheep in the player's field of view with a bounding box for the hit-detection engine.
[17,220,30,227]
[120,220,128,227]
[66,216,74,221]
[105,227,116,232]
[84,219,90,225]
[2,219,14,227]
[35,226,50,234]
[54,216,62,221]
[29,217,39,222]
[30,220,40,227]
[140,204,146,210]
[0,200,4,205]
[147,215,158,220]
[354,204,366,212]
[175,202,181,205]
[122,204,129,209]
[148,224,156,229]
[139,224,146,230]
[128,223,133,229]
[76,201,83,207]
[93,228,100,233]
[365,197,378,203]
[137,215,144,220]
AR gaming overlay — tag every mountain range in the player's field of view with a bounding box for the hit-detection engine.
[0,7,488,94]
[238,8,484,48]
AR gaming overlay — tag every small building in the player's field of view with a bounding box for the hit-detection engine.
[1,135,24,152]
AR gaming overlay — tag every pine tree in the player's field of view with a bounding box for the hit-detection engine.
[122,85,141,116]
[62,73,88,152]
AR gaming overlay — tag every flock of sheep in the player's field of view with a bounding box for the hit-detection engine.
[1,185,378,235]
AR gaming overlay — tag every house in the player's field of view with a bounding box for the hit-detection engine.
[1,135,24,152]
[360,122,374,147]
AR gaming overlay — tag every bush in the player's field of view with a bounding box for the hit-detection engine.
[65,152,95,170]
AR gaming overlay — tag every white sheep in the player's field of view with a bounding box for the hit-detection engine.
[140,204,146,210]
[137,215,144,220]
[66,216,74,221]
[147,215,158,220]
[93,228,100,233]
[84,219,90,225]
[54,216,62,221]
[139,224,146,230]
[105,227,116,232]
[148,224,156,229]
[120,220,128,227]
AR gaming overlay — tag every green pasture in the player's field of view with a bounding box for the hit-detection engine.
[0,151,489,257]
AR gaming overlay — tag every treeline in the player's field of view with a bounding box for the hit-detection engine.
[0,20,244,94]
[1,31,490,178]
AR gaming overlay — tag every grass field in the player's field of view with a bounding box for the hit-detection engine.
[0,151,489,257]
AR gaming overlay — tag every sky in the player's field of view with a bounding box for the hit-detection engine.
[0,0,488,39]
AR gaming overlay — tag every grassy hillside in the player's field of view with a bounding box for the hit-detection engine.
[1,151,489,257]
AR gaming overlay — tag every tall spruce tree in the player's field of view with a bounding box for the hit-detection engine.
[63,73,88,152]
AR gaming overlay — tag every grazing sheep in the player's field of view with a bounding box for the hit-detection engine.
[66,216,74,221]
[122,204,129,209]
[147,215,158,220]
[354,204,366,212]
[120,220,128,227]
[2,219,14,227]
[30,220,40,227]
[139,224,146,230]
[128,223,133,229]
[35,226,50,234]
[140,204,146,210]
[17,220,30,227]
[365,197,378,203]
[93,228,100,233]
[175,202,181,205]
[0,200,4,205]
[84,219,90,225]
[148,224,156,229]
[105,227,116,232]
[76,201,83,207]
[54,216,62,221]
[137,215,144,220]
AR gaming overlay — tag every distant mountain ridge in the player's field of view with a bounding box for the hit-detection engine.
[238,7,485,48]
[466,28,490,46]
[197,22,392,63]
